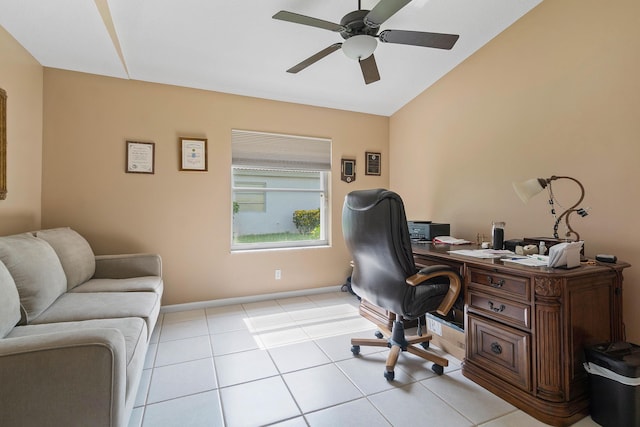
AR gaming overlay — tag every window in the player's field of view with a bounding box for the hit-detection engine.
[231,130,331,250]
[234,180,266,212]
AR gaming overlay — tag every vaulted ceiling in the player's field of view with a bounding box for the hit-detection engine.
[0,0,541,116]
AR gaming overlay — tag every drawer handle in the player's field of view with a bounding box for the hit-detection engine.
[488,301,506,313]
[487,276,505,288]
[491,342,503,354]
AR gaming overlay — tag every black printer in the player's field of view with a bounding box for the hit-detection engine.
[407,221,450,241]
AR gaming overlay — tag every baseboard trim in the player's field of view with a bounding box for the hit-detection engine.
[160,285,344,313]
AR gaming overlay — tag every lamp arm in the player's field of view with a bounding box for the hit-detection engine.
[548,176,585,241]
[555,209,581,241]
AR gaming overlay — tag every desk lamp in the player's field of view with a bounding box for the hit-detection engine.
[512,175,588,241]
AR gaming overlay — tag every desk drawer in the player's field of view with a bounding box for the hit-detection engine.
[468,291,530,329]
[414,255,464,276]
[467,313,531,392]
[468,268,530,301]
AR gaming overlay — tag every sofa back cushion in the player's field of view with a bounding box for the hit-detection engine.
[0,233,67,323]
[35,228,96,290]
[0,260,21,337]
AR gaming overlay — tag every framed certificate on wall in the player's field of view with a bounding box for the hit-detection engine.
[180,137,208,171]
[365,152,381,176]
[126,141,155,174]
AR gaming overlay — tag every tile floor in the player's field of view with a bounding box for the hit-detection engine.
[129,291,600,427]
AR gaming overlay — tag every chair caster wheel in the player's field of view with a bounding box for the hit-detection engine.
[421,341,430,349]
[351,345,360,355]
[384,370,395,381]
[375,331,384,339]
[432,364,444,375]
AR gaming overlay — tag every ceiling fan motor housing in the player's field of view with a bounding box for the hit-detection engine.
[340,10,379,39]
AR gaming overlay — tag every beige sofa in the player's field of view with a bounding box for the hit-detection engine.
[0,227,163,427]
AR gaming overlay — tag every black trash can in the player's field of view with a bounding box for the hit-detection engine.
[584,342,640,427]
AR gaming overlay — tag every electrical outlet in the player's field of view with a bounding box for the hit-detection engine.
[275,269,281,280]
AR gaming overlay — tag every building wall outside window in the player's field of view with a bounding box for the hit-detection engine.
[233,169,322,236]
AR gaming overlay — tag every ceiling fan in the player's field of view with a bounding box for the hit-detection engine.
[273,0,459,85]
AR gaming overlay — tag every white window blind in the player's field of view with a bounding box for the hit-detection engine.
[232,130,331,171]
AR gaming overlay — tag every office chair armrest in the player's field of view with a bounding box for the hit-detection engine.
[406,265,462,316]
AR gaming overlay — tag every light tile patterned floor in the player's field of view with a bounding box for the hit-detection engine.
[129,291,600,427]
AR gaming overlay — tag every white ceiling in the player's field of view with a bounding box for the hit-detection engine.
[0,0,541,116]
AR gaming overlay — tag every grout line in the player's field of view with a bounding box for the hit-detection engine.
[138,291,542,427]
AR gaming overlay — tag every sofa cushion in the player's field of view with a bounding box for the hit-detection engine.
[35,227,96,290]
[0,233,67,323]
[6,317,148,409]
[71,276,163,294]
[7,317,147,372]
[0,260,21,338]
[30,292,160,338]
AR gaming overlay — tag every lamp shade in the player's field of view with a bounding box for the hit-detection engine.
[342,35,377,60]
[512,178,547,203]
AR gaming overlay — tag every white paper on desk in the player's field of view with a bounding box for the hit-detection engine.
[433,236,472,245]
[448,249,505,258]
[548,241,584,268]
[502,256,549,267]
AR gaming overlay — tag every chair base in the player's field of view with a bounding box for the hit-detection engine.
[351,319,449,380]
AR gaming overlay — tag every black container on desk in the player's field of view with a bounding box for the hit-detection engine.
[584,342,640,427]
[491,221,505,250]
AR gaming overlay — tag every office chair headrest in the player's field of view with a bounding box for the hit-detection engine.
[344,189,402,211]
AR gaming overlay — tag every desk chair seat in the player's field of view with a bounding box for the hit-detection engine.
[342,189,462,380]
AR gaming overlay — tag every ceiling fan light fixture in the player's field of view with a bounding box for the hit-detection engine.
[342,35,377,60]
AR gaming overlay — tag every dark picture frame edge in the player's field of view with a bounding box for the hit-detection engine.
[365,151,381,176]
[179,137,208,171]
[126,140,155,174]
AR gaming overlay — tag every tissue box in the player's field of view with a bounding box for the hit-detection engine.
[548,241,584,268]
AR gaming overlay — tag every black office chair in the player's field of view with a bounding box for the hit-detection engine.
[342,189,462,380]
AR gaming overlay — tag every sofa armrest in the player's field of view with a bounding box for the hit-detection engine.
[94,253,162,279]
[0,329,127,427]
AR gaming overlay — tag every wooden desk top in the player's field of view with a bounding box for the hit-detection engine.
[411,242,630,275]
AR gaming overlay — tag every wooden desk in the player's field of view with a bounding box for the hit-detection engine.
[409,242,630,426]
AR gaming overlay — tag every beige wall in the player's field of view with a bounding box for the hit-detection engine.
[42,69,389,305]
[390,0,640,342]
[0,26,43,234]
[7,0,639,340]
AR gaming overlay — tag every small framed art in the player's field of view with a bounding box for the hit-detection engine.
[341,158,356,183]
[0,88,6,199]
[365,151,381,176]
[126,141,155,174]
[180,137,208,171]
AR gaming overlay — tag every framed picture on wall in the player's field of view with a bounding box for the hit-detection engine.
[126,141,155,174]
[179,137,208,171]
[365,151,381,176]
[0,88,6,200]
